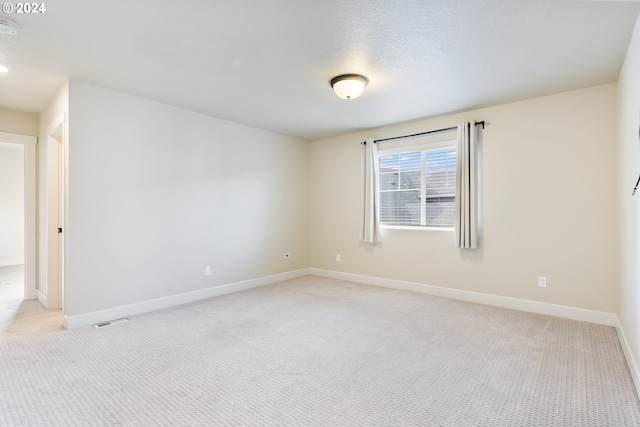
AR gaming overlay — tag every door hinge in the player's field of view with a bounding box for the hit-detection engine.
[57,228,62,234]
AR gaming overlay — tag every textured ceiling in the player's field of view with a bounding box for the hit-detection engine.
[0,0,639,140]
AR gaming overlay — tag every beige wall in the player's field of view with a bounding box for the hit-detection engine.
[309,84,618,313]
[66,81,309,316]
[617,13,640,384]
[0,107,38,136]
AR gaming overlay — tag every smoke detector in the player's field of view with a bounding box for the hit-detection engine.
[0,18,20,35]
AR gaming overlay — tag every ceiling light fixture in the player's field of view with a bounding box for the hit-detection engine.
[0,18,20,35]
[330,74,368,100]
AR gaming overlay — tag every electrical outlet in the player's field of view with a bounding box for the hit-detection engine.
[205,266,211,276]
[538,276,547,288]
[336,254,341,262]
[284,252,291,259]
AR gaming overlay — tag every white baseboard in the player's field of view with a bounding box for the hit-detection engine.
[308,268,618,326]
[65,268,311,329]
[0,259,24,267]
[37,289,47,308]
[615,319,640,399]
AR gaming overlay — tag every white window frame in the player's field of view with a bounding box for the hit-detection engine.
[378,138,456,232]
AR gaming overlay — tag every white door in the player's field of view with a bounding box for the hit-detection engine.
[43,132,64,310]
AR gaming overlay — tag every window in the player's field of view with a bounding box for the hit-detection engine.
[378,142,456,228]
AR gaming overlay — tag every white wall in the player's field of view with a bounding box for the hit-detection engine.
[617,13,640,388]
[66,81,309,316]
[309,84,618,313]
[0,144,24,265]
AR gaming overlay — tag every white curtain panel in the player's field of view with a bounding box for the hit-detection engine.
[361,138,381,243]
[455,121,478,249]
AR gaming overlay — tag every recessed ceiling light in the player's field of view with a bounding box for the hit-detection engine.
[0,18,20,35]
[0,65,9,73]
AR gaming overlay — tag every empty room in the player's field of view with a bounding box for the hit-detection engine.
[2,1,640,425]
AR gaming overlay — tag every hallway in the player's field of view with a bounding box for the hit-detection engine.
[0,265,62,335]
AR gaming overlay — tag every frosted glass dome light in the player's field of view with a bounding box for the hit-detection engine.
[0,18,20,35]
[330,74,368,100]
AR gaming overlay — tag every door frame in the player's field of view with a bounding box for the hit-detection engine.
[42,115,67,311]
[0,131,37,300]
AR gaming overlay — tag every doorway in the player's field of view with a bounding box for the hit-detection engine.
[0,142,25,302]
[0,132,36,300]
[0,132,59,334]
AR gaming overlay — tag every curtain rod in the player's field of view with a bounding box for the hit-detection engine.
[364,121,485,144]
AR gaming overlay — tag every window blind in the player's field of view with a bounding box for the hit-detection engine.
[379,146,456,227]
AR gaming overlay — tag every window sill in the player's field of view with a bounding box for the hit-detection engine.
[381,225,454,232]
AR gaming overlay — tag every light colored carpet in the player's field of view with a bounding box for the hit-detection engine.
[1,275,639,426]
[0,265,24,301]
[0,265,63,336]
